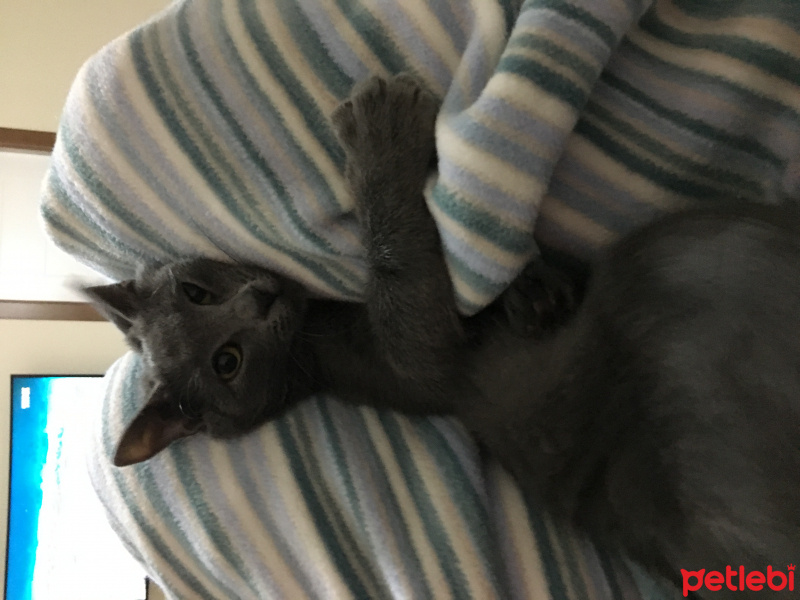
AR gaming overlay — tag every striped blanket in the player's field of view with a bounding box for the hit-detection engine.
[94,354,675,599]
[40,0,800,598]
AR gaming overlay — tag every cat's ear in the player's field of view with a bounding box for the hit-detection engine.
[113,388,204,467]
[83,280,141,334]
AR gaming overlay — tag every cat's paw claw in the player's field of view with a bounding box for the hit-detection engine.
[503,259,579,338]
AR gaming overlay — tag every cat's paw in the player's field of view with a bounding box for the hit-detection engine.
[502,259,579,338]
[331,73,439,175]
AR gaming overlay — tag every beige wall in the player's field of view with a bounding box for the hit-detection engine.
[1,0,171,131]
[2,2,171,598]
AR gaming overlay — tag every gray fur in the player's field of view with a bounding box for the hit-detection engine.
[86,75,800,596]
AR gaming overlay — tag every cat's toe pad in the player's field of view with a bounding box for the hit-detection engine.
[503,259,579,338]
[331,73,439,169]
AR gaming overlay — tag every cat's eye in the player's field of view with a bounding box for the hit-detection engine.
[213,345,242,381]
[182,282,213,305]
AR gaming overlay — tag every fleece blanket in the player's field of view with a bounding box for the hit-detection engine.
[39,0,800,598]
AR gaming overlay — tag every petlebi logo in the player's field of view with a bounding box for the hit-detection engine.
[681,565,795,596]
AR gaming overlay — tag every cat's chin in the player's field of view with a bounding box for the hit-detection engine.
[205,379,292,439]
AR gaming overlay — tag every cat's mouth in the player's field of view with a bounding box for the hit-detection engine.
[202,379,290,437]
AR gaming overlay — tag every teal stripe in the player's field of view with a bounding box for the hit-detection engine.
[145,20,306,246]
[172,444,259,596]
[176,4,339,254]
[500,0,524,34]
[419,421,492,527]
[130,27,357,295]
[556,533,592,600]
[595,546,626,600]
[378,412,472,598]
[291,406,391,599]
[316,398,436,599]
[575,117,759,199]
[333,0,410,74]
[276,0,356,98]
[509,33,599,83]
[435,188,536,255]
[275,415,383,600]
[41,209,130,277]
[129,29,281,243]
[418,420,511,598]
[238,0,344,164]
[98,363,222,600]
[60,128,177,257]
[83,58,215,253]
[639,9,800,85]
[584,100,765,196]
[672,0,800,27]
[525,508,571,600]
[346,406,436,599]
[314,401,369,535]
[498,54,588,110]
[111,467,221,600]
[447,252,515,315]
[619,37,800,125]
[225,442,319,598]
[600,69,785,168]
[42,177,149,271]
[523,0,618,49]
[116,362,243,598]
[625,557,679,599]
[207,0,347,214]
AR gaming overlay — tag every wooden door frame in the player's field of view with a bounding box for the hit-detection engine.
[0,127,56,153]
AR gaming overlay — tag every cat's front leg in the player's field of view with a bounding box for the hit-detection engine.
[331,74,466,410]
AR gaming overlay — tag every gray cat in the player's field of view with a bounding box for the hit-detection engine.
[85,74,800,597]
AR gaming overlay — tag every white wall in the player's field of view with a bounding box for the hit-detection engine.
[0,150,110,301]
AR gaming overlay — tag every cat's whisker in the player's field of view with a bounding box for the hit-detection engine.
[286,345,321,387]
[296,326,351,340]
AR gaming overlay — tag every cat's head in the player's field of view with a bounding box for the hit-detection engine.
[84,258,308,467]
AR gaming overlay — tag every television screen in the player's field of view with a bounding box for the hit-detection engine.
[6,375,148,600]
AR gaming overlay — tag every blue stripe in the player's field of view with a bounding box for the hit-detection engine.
[208,0,350,216]
[176,4,340,253]
[435,187,536,255]
[60,127,177,257]
[226,440,319,598]
[239,0,346,165]
[344,404,436,599]
[171,443,258,595]
[378,412,472,597]
[275,414,382,599]
[129,26,359,295]
[333,0,410,74]
[417,419,512,598]
[100,361,223,599]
